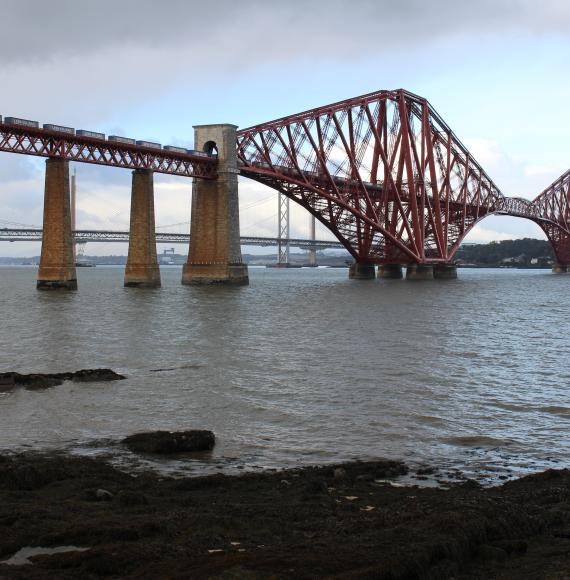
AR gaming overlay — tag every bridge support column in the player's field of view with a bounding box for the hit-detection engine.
[434,263,458,279]
[124,169,161,288]
[406,264,434,280]
[378,264,403,279]
[552,263,568,273]
[182,124,248,285]
[348,263,375,279]
[37,158,77,290]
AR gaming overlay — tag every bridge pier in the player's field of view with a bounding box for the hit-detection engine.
[124,169,161,288]
[434,263,458,279]
[37,158,77,290]
[348,263,375,279]
[378,264,403,279]
[406,264,434,280]
[182,124,249,285]
[552,263,569,273]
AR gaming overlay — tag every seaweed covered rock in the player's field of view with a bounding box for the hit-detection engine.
[122,430,215,454]
[0,369,125,390]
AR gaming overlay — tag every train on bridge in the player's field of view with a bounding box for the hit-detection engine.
[0,116,216,159]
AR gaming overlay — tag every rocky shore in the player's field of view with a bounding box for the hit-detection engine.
[1,452,570,579]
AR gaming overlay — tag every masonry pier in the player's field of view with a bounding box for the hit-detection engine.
[378,264,403,279]
[552,263,569,273]
[434,263,458,279]
[124,169,161,288]
[182,124,249,285]
[349,263,376,279]
[406,264,434,280]
[37,158,77,290]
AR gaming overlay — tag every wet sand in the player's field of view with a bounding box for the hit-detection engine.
[1,453,570,578]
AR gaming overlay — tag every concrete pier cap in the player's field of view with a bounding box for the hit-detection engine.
[406,264,434,280]
[434,263,458,280]
[181,124,249,285]
[552,263,569,274]
[378,264,403,279]
[348,263,376,279]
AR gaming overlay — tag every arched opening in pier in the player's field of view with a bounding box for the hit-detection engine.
[203,141,218,157]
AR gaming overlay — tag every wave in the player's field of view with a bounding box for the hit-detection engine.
[539,406,570,416]
[443,435,516,448]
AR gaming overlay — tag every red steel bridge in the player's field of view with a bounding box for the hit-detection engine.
[236,89,570,269]
[1,88,569,288]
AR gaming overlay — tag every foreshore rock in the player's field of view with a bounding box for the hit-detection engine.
[0,454,570,578]
[122,430,216,454]
[0,369,125,391]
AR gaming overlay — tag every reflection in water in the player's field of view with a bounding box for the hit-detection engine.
[0,265,569,481]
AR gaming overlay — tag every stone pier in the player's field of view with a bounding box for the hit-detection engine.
[434,263,458,279]
[182,124,248,285]
[378,264,403,279]
[124,169,161,287]
[348,263,376,279]
[406,264,434,280]
[37,158,77,290]
[552,263,568,274]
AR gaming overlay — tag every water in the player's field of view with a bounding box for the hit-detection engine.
[1,265,569,482]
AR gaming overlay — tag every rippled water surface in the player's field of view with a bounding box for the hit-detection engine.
[1,265,569,481]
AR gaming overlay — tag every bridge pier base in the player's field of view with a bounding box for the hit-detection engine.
[124,169,161,288]
[182,124,249,286]
[348,263,375,279]
[378,264,403,279]
[434,263,458,279]
[37,158,77,290]
[406,264,434,280]
[552,263,569,273]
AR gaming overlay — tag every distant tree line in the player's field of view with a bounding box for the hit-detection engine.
[455,238,554,266]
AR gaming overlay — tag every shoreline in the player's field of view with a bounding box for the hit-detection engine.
[1,452,570,578]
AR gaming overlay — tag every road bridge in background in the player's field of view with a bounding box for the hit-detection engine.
[0,228,344,250]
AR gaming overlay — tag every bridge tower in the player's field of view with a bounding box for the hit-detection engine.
[37,158,77,290]
[182,124,248,285]
[308,215,317,267]
[70,168,76,261]
[277,193,290,266]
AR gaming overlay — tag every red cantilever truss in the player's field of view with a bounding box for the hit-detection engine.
[530,169,570,264]
[237,89,570,265]
[0,122,216,179]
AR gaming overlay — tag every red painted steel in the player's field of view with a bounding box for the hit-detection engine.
[236,89,570,265]
[2,90,570,265]
[0,123,216,179]
[529,169,570,265]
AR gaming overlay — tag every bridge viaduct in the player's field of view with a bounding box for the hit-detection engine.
[1,88,569,289]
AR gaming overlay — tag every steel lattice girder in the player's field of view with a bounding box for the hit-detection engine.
[0,124,216,179]
[236,88,570,265]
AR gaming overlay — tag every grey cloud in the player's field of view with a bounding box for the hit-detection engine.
[0,154,42,183]
[1,0,567,66]
[0,0,566,127]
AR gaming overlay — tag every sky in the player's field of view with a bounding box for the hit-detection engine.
[1,0,570,256]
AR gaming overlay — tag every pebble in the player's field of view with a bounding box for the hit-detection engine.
[95,488,113,501]
[333,468,347,480]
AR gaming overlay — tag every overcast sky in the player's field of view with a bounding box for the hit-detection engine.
[1,0,570,256]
